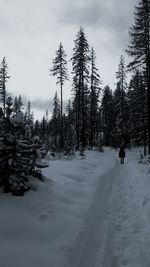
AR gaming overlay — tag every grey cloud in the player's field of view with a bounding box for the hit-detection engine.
[59,2,102,26]
[59,0,137,46]
[0,0,52,37]
[10,93,53,113]
[27,98,68,113]
[59,0,136,27]
[31,99,53,112]
[31,98,69,120]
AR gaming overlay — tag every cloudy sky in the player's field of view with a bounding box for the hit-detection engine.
[0,0,137,119]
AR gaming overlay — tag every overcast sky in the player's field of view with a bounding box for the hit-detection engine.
[0,0,137,119]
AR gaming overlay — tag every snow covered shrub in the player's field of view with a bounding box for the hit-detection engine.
[0,97,48,196]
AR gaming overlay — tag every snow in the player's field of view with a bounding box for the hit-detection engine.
[1,148,150,267]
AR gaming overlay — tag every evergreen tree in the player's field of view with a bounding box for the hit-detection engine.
[71,27,90,150]
[13,95,23,114]
[46,109,49,122]
[34,119,40,136]
[13,97,19,114]
[0,57,10,116]
[115,55,128,145]
[18,95,23,112]
[101,86,114,146]
[50,43,68,150]
[0,96,47,195]
[64,99,74,152]
[25,101,33,125]
[113,84,129,147]
[89,47,101,148]
[41,116,47,137]
[50,91,61,151]
[127,71,147,154]
[127,0,150,152]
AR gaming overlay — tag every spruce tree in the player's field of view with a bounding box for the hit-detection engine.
[18,95,23,112]
[128,71,147,154]
[25,101,33,125]
[115,55,128,145]
[50,91,61,151]
[89,47,101,148]
[64,99,74,152]
[0,96,47,195]
[13,95,23,114]
[71,27,90,150]
[40,116,48,142]
[34,119,40,136]
[50,43,68,150]
[0,57,10,116]
[13,97,19,114]
[127,0,150,152]
[101,86,114,146]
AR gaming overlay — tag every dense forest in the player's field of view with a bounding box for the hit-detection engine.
[0,0,149,195]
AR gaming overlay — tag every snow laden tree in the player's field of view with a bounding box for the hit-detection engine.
[34,119,40,136]
[0,96,48,196]
[40,115,48,143]
[89,47,101,148]
[127,71,147,154]
[25,101,34,125]
[49,91,61,152]
[50,43,68,150]
[126,0,150,152]
[71,27,90,151]
[101,86,114,146]
[114,55,128,146]
[45,109,49,122]
[0,57,10,117]
[13,95,23,114]
[13,97,19,114]
[63,99,75,153]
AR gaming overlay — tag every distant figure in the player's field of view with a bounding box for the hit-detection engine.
[139,150,143,160]
[119,146,125,164]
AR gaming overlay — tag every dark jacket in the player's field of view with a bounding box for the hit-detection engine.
[119,148,125,158]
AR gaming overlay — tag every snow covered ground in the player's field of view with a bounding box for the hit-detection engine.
[1,148,150,267]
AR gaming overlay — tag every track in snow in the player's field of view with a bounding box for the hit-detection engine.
[69,160,150,267]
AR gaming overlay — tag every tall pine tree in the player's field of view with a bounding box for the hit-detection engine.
[127,70,147,154]
[71,27,90,150]
[0,57,10,116]
[115,55,128,145]
[50,43,68,150]
[89,47,101,148]
[127,0,150,152]
[50,91,61,151]
[101,86,114,146]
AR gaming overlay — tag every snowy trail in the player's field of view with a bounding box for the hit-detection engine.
[78,163,119,267]
[1,150,150,267]
[69,160,150,267]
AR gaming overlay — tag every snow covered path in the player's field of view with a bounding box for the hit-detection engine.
[1,149,150,267]
[70,157,150,267]
[77,164,119,267]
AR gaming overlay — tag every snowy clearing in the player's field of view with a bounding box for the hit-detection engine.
[1,148,150,267]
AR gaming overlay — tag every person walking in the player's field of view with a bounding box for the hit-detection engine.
[119,146,125,164]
